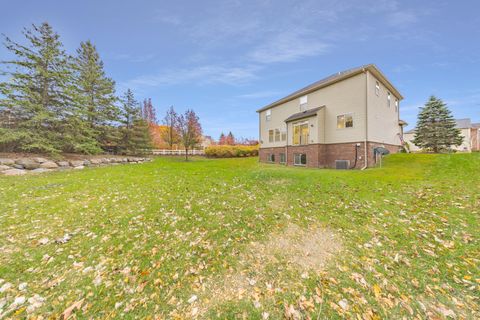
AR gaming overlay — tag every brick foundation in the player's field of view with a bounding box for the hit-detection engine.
[259,141,401,169]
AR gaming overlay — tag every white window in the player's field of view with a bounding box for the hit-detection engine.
[375,81,380,96]
[268,129,274,143]
[395,99,399,113]
[281,131,287,141]
[265,109,271,121]
[294,153,307,166]
[299,95,308,111]
[279,153,286,164]
[267,154,275,162]
[293,122,309,145]
[387,92,391,107]
[274,129,280,142]
[337,114,353,129]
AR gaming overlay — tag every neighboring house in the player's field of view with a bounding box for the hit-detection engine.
[404,118,480,152]
[200,135,214,149]
[256,64,405,168]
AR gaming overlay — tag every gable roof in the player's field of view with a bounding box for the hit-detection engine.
[284,106,324,123]
[455,118,472,128]
[257,64,403,112]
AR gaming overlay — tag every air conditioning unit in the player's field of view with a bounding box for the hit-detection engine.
[335,160,350,170]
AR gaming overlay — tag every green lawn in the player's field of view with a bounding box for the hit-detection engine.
[0,154,479,319]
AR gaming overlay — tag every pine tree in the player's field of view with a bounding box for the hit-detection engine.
[118,89,139,153]
[413,96,463,152]
[129,118,152,154]
[218,132,226,145]
[0,22,72,153]
[226,131,235,145]
[71,40,118,153]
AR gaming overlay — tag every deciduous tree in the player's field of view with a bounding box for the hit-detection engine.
[176,109,202,160]
[161,106,180,149]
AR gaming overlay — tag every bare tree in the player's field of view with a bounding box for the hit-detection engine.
[161,106,179,149]
[176,109,202,161]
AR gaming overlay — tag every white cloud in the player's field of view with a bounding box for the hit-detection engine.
[121,64,260,89]
[387,11,418,28]
[248,29,331,64]
[237,90,280,99]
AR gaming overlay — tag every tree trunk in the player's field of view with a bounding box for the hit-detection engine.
[185,147,188,161]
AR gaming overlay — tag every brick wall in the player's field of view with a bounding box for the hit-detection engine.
[259,141,401,169]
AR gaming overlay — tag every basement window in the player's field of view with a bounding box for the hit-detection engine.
[279,153,286,164]
[294,153,307,166]
[267,154,275,162]
[337,113,353,129]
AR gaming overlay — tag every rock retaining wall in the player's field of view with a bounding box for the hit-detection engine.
[0,156,151,176]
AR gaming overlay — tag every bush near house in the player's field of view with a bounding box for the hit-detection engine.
[205,145,259,157]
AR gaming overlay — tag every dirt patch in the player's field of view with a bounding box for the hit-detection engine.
[251,223,341,272]
[191,223,342,317]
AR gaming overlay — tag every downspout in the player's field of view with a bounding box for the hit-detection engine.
[285,123,288,166]
[362,69,369,170]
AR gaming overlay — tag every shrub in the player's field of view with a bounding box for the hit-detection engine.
[205,145,259,158]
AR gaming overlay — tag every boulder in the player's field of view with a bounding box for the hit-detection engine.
[70,160,85,167]
[15,158,40,170]
[3,168,27,176]
[0,158,15,165]
[40,161,58,169]
[83,160,91,166]
[0,165,11,171]
[90,159,102,165]
[73,166,85,170]
[57,161,70,167]
[13,164,24,169]
[31,168,51,174]
[101,158,110,164]
[34,157,49,163]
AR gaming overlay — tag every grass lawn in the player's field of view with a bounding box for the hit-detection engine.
[0,154,479,319]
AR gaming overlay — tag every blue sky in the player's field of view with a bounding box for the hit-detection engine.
[1,0,479,139]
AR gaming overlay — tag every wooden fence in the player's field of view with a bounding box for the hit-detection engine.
[151,149,205,156]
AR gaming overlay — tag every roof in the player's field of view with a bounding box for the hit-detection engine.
[257,64,403,112]
[405,118,478,134]
[284,106,324,123]
[455,118,472,128]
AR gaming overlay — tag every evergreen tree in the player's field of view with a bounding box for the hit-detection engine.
[226,131,235,145]
[413,96,463,152]
[0,22,72,153]
[129,119,152,154]
[218,132,226,145]
[71,40,118,152]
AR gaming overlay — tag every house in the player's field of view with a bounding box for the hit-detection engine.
[404,118,480,152]
[256,64,405,168]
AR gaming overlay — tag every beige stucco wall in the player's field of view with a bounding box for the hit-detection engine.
[259,73,367,148]
[366,72,402,146]
[404,129,471,152]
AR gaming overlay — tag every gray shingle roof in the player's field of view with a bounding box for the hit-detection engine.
[472,123,480,128]
[455,118,472,128]
[284,106,324,123]
[256,64,403,112]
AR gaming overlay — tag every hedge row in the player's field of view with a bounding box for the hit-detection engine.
[204,145,259,158]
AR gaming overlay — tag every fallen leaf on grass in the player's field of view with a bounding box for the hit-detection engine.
[62,298,84,319]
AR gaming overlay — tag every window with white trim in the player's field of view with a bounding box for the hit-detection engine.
[299,95,308,111]
[268,129,274,143]
[279,153,286,164]
[387,92,391,107]
[293,122,309,145]
[395,99,399,113]
[337,114,353,129]
[274,129,280,142]
[267,153,275,162]
[375,81,380,96]
[265,109,271,121]
[294,153,307,166]
[281,131,286,141]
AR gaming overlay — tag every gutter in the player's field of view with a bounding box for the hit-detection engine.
[362,69,369,170]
